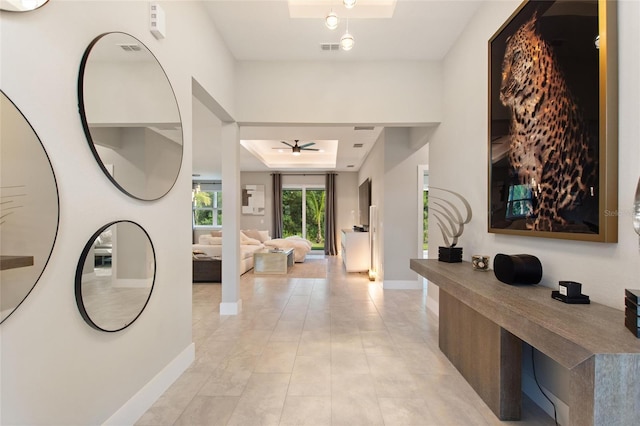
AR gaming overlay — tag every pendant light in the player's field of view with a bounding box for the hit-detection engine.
[340,19,354,51]
[325,10,339,30]
[343,0,356,10]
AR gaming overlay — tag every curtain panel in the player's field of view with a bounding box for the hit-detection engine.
[325,173,338,255]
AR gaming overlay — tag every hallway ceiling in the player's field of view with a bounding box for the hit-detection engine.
[195,1,482,179]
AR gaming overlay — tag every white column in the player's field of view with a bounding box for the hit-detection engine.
[220,122,242,315]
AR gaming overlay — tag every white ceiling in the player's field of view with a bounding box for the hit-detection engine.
[193,0,483,180]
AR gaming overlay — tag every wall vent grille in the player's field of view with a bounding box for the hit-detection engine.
[320,43,340,51]
[354,126,375,131]
[118,44,142,52]
[353,143,364,148]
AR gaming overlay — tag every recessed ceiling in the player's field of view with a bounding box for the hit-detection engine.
[194,1,483,179]
[203,0,482,61]
[239,126,382,173]
[241,139,338,169]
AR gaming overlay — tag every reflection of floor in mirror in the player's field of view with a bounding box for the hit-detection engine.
[94,267,112,277]
[137,255,555,426]
[81,276,151,330]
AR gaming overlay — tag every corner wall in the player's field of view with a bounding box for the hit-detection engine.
[429,0,640,422]
[0,1,236,424]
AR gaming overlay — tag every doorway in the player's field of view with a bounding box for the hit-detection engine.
[282,185,326,251]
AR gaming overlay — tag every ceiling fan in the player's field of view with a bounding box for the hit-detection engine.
[274,140,319,156]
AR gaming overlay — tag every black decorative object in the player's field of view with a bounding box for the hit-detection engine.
[493,253,542,285]
[551,291,590,304]
[624,289,640,338]
[559,281,582,298]
[438,247,462,263]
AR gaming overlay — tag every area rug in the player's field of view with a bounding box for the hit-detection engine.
[287,258,328,278]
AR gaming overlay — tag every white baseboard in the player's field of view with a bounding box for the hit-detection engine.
[382,280,423,290]
[220,299,243,315]
[102,343,195,426]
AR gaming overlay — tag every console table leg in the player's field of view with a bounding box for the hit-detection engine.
[439,290,522,420]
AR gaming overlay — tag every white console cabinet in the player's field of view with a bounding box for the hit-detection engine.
[341,229,370,272]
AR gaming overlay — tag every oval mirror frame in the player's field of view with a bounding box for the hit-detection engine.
[75,220,156,332]
[78,32,183,201]
[1,90,59,324]
[0,0,49,12]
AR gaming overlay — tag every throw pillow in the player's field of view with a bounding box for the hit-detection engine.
[258,230,271,242]
[240,232,261,245]
[241,229,263,242]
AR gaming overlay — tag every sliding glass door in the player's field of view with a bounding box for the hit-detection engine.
[283,186,325,251]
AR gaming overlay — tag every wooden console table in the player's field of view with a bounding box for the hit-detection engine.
[410,259,640,426]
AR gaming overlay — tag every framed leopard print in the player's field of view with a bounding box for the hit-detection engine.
[488,0,618,242]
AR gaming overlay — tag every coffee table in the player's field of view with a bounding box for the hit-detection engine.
[192,255,221,282]
[253,248,294,275]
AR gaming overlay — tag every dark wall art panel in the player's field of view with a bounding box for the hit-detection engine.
[488,0,617,242]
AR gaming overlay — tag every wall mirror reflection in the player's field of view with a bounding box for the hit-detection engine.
[75,221,155,332]
[1,90,59,324]
[78,32,183,201]
[0,0,49,12]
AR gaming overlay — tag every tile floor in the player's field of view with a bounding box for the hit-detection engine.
[136,255,554,426]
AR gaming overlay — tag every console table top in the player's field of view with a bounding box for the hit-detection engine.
[410,259,640,369]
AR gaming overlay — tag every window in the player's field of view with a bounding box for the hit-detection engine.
[282,185,325,251]
[505,184,533,220]
[193,183,222,226]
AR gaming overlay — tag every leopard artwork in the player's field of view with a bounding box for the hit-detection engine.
[499,12,596,232]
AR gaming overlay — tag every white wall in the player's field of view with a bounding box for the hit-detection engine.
[383,128,429,285]
[358,128,430,286]
[431,0,640,312]
[429,0,640,422]
[236,61,442,124]
[240,171,273,232]
[0,1,237,424]
[359,130,386,278]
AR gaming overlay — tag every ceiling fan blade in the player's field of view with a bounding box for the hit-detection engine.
[301,148,320,151]
[299,142,316,149]
[280,141,294,148]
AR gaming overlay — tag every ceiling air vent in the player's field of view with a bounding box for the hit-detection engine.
[320,43,340,52]
[347,165,355,168]
[118,43,142,52]
[353,143,364,148]
[354,126,375,131]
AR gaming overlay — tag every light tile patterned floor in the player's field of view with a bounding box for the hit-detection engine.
[137,255,554,425]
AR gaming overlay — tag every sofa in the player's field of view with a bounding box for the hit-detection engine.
[192,228,313,274]
[192,233,263,275]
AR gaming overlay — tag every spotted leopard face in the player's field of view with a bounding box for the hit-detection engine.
[498,13,596,232]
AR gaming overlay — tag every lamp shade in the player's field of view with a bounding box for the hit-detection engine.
[340,32,354,51]
[325,11,338,30]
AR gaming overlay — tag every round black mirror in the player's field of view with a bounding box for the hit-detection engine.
[0,0,49,12]
[78,32,183,201]
[75,221,155,332]
[1,90,59,324]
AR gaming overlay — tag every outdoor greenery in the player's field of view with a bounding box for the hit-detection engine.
[423,190,429,250]
[193,190,222,226]
[282,188,325,250]
[306,189,325,244]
